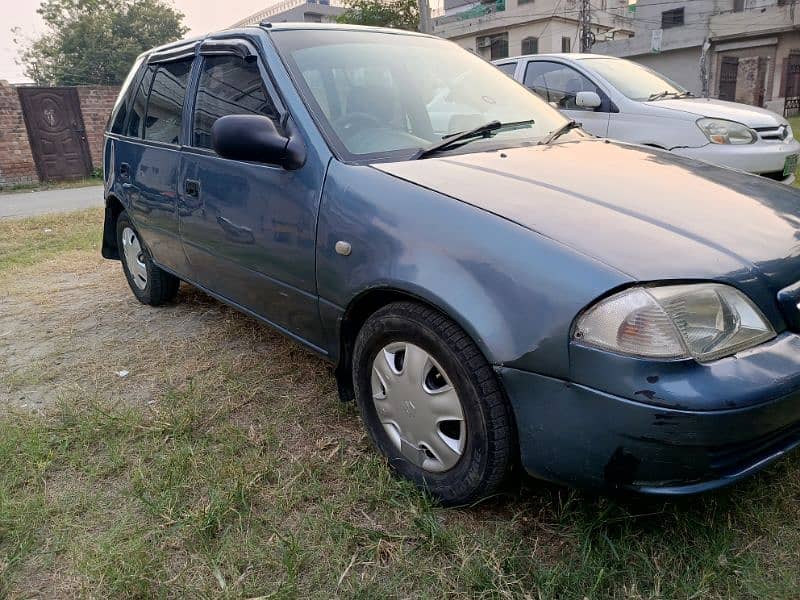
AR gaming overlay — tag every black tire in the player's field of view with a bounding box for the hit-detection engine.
[353,301,515,505]
[116,211,179,306]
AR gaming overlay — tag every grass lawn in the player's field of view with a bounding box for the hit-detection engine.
[1,210,800,598]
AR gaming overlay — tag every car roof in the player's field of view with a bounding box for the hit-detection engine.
[254,22,430,36]
[497,53,618,62]
[142,22,434,58]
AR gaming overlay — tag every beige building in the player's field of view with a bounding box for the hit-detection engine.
[709,1,800,113]
[594,0,800,114]
[433,0,635,59]
[232,0,347,26]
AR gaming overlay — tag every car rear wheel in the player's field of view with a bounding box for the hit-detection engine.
[116,211,179,306]
[353,301,514,505]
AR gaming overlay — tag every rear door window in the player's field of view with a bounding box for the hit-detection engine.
[108,56,145,134]
[144,59,193,145]
[192,55,280,150]
[127,65,156,138]
[495,62,517,77]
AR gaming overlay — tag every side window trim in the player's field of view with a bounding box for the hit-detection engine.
[199,38,258,60]
[148,40,198,65]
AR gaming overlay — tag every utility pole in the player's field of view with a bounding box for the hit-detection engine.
[418,0,432,34]
[700,38,711,98]
[578,0,594,53]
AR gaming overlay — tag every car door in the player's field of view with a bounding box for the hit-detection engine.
[120,53,194,275]
[178,40,326,349]
[521,60,611,137]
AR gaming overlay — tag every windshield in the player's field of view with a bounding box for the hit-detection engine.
[272,29,569,160]
[580,57,687,101]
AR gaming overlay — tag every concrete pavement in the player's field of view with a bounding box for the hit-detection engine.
[0,185,105,219]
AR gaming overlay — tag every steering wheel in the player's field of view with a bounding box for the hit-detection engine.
[333,112,382,136]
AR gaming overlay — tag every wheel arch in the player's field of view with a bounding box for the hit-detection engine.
[334,285,492,402]
[101,194,125,260]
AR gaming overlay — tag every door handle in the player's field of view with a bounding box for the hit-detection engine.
[119,162,130,179]
[184,179,200,198]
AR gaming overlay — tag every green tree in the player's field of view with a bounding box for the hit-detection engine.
[336,0,419,31]
[18,0,187,85]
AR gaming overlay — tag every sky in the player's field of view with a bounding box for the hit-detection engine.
[0,0,274,83]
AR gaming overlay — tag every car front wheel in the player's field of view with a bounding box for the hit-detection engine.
[353,301,515,505]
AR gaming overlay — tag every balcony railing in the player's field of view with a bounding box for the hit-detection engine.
[232,0,346,27]
[434,0,505,26]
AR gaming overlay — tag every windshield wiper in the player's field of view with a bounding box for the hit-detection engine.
[413,119,534,159]
[647,90,683,101]
[539,120,581,145]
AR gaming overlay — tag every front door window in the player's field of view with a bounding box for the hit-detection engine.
[523,61,603,111]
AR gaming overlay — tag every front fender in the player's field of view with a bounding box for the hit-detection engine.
[316,161,630,379]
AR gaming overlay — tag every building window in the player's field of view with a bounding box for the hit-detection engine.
[561,37,571,53]
[518,0,534,4]
[521,36,538,55]
[661,8,684,28]
[477,33,509,60]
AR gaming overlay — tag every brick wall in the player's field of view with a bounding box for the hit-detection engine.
[0,83,120,190]
[76,86,120,170]
[0,81,39,187]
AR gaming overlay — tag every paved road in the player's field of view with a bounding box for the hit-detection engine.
[0,185,105,219]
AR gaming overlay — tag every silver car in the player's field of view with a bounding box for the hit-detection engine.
[495,54,799,184]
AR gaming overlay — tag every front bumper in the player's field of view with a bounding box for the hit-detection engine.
[672,138,800,183]
[496,334,800,494]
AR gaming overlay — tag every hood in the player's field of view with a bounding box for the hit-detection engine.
[373,140,800,292]
[649,97,787,128]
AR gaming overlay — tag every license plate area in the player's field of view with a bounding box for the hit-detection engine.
[784,153,799,178]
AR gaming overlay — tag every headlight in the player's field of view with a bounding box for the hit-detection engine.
[697,118,756,145]
[573,284,775,362]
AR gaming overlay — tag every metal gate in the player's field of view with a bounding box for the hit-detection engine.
[784,56,800,117]
[718,57,739,102]
[17,87,92,181]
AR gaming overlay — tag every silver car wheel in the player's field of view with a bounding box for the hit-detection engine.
[121,226,148,290]
[370,342,466,473]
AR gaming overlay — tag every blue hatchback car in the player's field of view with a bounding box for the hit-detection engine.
[103,24,800,504]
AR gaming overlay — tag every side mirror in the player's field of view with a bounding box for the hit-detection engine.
[212,114,305,170]
[575,91,602,109]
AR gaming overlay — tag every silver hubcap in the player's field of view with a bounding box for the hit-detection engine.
[121,226,147,290]
[371,342,466,473]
